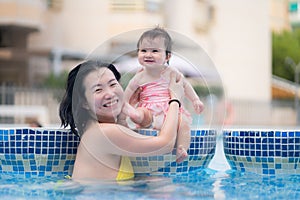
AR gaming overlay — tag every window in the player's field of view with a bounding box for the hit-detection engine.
[47,0,63,11]
[0,29,11,48]
[109,0,145,11]
[289,2,298,13]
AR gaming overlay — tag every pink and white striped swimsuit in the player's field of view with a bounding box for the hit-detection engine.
[137,76,191,129]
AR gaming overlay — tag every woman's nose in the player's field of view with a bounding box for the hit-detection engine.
[103,88,114,99]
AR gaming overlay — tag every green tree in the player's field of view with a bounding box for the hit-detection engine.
[42,71,68,102]
[43,71,68,89]
[272,29,300,82]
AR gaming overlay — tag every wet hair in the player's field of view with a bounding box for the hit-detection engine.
[59,60,121,137]
[137,27,173,57]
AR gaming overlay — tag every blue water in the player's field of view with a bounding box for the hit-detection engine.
[0,136,299,199]
[0,170,300,199]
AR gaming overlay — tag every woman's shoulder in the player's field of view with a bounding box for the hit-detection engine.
[83,122,127,143]
[88,122,129,134]
[84,122,114,134]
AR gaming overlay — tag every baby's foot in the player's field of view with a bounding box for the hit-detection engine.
[176,145,188,164]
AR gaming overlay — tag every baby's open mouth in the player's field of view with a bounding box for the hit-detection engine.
[145,60,154,62]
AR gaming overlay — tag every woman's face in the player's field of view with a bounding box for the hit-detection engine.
[83,68,124,123]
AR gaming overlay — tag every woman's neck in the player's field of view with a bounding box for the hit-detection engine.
[87,111,117,124]
[98,116,117,124]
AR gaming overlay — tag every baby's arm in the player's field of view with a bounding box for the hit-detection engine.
[171,69,204,114]
[124,74,141,104]
[117,112,129,127]
[183,79,204,114]
[118,85,143,127]
[117,103,135,127]
[123,73,147,125]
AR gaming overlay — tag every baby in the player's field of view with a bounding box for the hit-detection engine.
[123,27,204,163]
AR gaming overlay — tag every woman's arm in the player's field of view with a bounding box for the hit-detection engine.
[103,102,180,157]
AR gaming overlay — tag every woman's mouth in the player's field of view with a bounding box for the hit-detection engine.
[103,99,118,107]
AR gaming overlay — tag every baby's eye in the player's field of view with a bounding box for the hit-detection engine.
[152,49,159,53]
[140,49,147,53]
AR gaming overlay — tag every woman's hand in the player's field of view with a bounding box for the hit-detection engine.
[169,72,184,101]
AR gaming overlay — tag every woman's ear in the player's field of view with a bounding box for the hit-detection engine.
[82,100,90,110]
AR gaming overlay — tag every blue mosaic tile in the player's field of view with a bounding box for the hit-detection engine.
[0,128,216,178]
[131,129,217,176]
[0,128,80,178]
[223,129,300,175]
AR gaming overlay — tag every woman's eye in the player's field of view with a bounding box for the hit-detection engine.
[94,88,102,93]
[110,83,118,87]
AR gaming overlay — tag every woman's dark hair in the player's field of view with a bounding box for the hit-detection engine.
[137,27,173,57]
[59,60,121,137]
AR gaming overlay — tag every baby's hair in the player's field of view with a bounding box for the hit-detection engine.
[137,26,173,56]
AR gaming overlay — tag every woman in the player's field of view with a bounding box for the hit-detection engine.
[59,60,184,181]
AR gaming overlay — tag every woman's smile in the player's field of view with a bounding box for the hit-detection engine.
[102,99,119,108]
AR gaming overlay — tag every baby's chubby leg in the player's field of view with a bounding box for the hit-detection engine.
[175,118,191,163]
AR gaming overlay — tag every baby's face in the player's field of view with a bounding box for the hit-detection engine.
[138,37,170,68]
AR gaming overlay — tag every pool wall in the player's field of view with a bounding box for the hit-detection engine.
[0,128,79,178]
[223,129,300,175]
[131,129,216,176]
[1,127,299,177]
[0,128,216,178]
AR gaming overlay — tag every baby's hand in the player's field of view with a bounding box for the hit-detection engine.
[193,99,204,114]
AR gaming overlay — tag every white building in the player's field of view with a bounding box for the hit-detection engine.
[0,0,295,126]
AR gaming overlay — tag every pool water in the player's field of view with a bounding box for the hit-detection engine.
[0,169,300,199]
[0,130,299,199]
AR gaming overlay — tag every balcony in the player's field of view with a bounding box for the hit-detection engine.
[289,1,300,28]
[0,0,45,29]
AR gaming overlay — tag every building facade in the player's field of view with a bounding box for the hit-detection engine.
[0,0,296,126]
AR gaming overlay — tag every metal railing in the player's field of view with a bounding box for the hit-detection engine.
[0,84,64,125]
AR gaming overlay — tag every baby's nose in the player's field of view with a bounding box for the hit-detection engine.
[145,51,152,57]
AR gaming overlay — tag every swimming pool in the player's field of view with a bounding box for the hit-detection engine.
[0,128,299,199]
[223,128,300,175]
[0,128,216,177]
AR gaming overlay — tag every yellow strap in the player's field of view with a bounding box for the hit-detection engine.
[116,156,134,181]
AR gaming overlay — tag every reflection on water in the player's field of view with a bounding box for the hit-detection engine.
[0,137,299,199]
[0,169,300,199]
